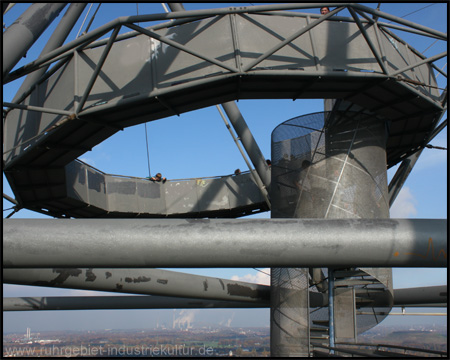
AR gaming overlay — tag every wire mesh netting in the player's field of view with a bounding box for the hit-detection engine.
[270,111,393,348]
[270,267,310,356]
[271,111,389,219]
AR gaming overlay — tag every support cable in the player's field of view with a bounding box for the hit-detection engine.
[422,39,438,54]
[135,3,152,178]
[435,63,447,80]
[395,77,446,91]
[253,268,271,277]
[386,3,436,24]
[425,144,447,150]
[136,3,140,26]
[80,3,101,37]
[76,3,93,38]
[144,123,152,178]
[216,105,271,209]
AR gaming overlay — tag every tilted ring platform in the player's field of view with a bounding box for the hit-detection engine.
[4,7,445,218]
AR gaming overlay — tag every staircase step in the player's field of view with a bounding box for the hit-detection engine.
[334,269,368,278]
[335,278,379,286]
[312,320,329,326]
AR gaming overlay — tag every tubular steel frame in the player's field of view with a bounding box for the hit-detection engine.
[2,3,448,357]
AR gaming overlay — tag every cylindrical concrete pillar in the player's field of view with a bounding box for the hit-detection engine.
[270,111,393,356]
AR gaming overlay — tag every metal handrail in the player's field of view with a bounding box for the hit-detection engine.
[336,342,448,357]
[5,4,446,85]
[311,343,384,357]
[74,158,253,182]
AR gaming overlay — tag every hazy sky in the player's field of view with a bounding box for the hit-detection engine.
[3,2,447,333]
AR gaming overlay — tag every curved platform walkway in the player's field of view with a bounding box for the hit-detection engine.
[4,9,445,218]
[64,161,269,218]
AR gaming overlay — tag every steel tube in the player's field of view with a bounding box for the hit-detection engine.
[5,58,71,115]
[358,312,446,316]
[125,24,238,73]
[389,118,447,206]
[3,268,270,304]
[2,3,67,78]
[3,282,440,315]
[4,24,117,84]
[328,268,335,355]
[3,3,309,82]
[3,219,446,268]
[242,6,343,72]
[6,3,446,84]
[2,3,11,15]
[393,285,447,307]
[3,102,73,116]
[390,51,447,77]
[3,193,18,205]
[84,16,208,50]
[76,26,121,114]
[77,72,237,117]
[216,105,271,208]
[348,7,388,75]
[221,102,271,189]
[11,3,87,106]
[351,3,447,40]
[3,295,262,311]
[3,268,328,307]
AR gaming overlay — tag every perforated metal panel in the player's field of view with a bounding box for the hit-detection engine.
[270,111,394,349]
[271,111,389,219]
[334,287,357,342]
[270,268,310,357]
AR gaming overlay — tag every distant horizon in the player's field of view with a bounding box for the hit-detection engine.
[3,312,447,334]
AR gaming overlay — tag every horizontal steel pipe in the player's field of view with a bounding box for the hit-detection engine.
[3,219,447,268]
[393,285,447,307]
[3,268,270,304]
[3,268,328,308]
[3,295,263,311]
[4,3,323,82]
[5,286,444,311]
